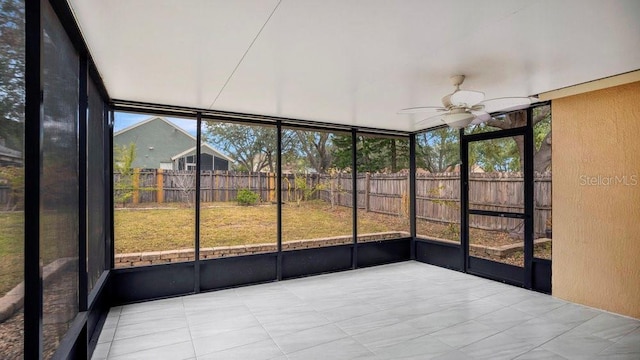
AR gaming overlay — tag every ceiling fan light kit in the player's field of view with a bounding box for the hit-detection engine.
[399,75,533,130]
[443,111,476,129]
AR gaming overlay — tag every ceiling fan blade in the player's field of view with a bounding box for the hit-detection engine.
[470,110,492,125]
[480,97,531,113]
[397,106,446,114]
[415,113,446,127]
[470,104,485,111]
[450,90,485,107]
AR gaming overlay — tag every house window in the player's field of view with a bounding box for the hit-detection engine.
[159,162,172,170]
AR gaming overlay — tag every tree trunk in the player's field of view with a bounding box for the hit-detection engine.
[534,131,552,173]
[390,140,397,172]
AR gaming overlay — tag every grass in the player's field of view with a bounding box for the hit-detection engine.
[0,210,78,298]
[0,212,23,297]
[0,200,552,297]
[115,200,409,253]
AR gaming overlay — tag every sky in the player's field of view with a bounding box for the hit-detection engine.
[114,112,198,136]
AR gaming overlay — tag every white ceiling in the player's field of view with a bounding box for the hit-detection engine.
[68,0,640,132]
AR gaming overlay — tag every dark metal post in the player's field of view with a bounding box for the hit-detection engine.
[109,110,115,270]
[351,129,358,269]
[104,104,112,270]
[524,107,535,289]
[78,53,88,312]
[409,134,416,259]
[460,129,469,272]
[24,0,43,357]
[276,121,283,280]
[195,113,202,293]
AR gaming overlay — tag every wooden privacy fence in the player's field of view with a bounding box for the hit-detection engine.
[114,170,551,236]
[0,185,9,208]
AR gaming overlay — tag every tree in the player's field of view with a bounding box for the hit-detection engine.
[172,171,195,206]
[330,134,352,171]
[416,128,459,173]
[0,165,23,210]
[113,143,136,207]
[203,123,277,172]
[0,0,25,151]
[332,135,409,173]
[471,106,552,173]
[286,130,334,174]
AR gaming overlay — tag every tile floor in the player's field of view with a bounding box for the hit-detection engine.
[92,261,640,359]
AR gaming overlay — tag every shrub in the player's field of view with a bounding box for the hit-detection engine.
[236,189,260,206]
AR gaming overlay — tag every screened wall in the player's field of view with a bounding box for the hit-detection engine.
[9,1,554,358]
[0,0,25,358]
[3,0,113,358]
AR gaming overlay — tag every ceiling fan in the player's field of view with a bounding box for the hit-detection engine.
[398,75,535,129]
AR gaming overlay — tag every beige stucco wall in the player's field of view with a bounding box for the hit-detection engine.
[552,81,640,319]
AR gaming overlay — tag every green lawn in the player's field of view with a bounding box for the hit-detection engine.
[0,210,78,298]
[0,212,23,297]
[115,200,409,253]
[1,200,551,297]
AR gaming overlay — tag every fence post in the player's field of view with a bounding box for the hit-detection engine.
[365,172,370,212]
[209,170,213,203]
[132,168,140,204]
[225,171,229,201]
[268,172,274,202]
[405,172,410,216]
[214,171,219,202]
[157,169,164,203]
[337,172,341,206]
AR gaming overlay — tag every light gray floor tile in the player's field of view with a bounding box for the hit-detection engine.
[108,340,194,360]
[541,302,602,326]
[191,324,270,356]
[188,312,260,338]
[352,322,426,351]
[385,301,445,320]
[119,297,184,315]
[196,339,284,360]
[286,338,375,360]
[481,288,538,306]
[116,306,185,327]
[502,317,573,346]
[459,332,535,360]
[407,307,477,334]
[370,334,454,359]
[271,323,348,354]
[320,302,381,322]
[97,326,116,343]
[91,342,111,360]
[430,349,477,359]
[510,295,567,317]
[571,312,640,341]
[540,329,615,359]
[514,348,568,359]
[260,311,330,337]
[335,310,403,336]
[598,342,640,359]
[608,326,640,353]
[474,306,535,331]
[108,327,191,358]
[91,262,640,360]
[449,298,507,319]
[185,305,254,327]
[592,354,640,360]
[430,320,500,348]
[102,312,120,330]
[114,316,188,341]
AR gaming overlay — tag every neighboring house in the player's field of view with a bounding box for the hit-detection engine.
[0,138,22,167]
[114,116,233,170]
